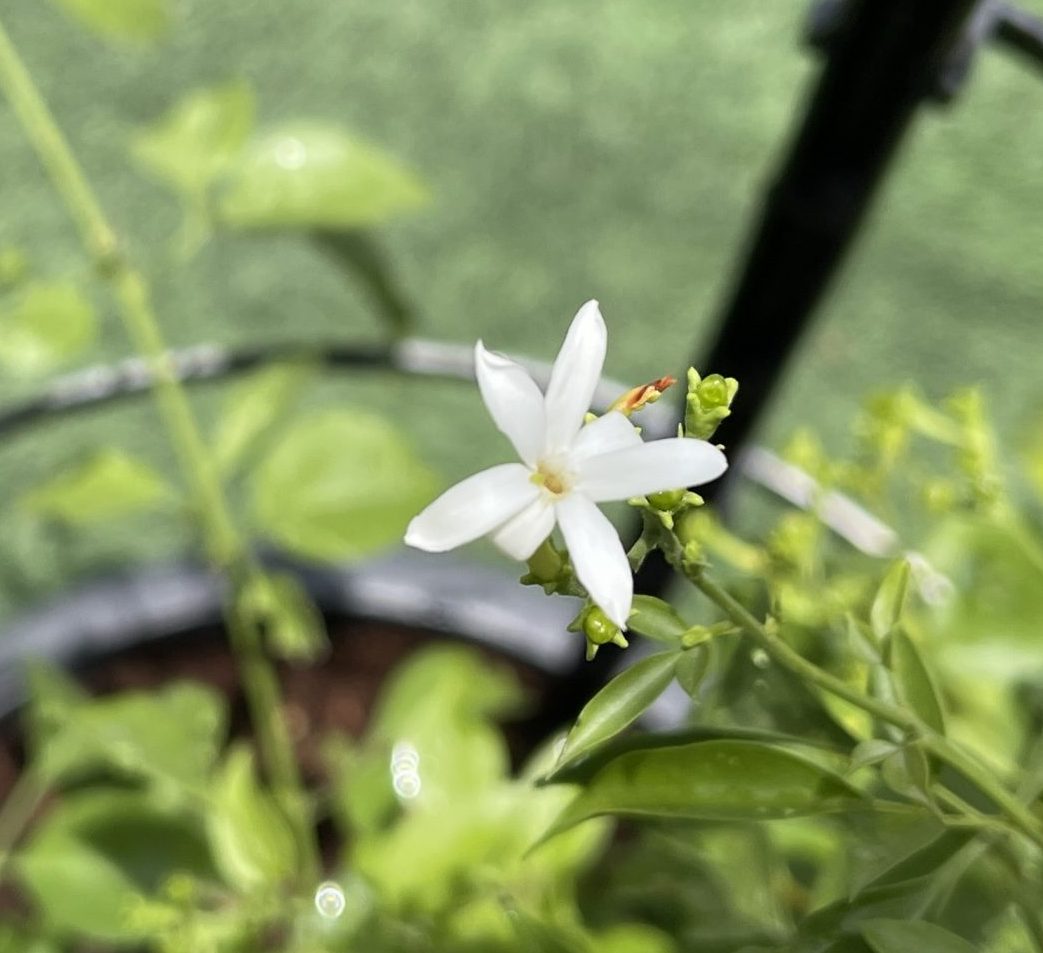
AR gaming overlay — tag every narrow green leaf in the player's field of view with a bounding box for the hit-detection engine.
[557,650,679,766]
[889,630,946,735]
[219,122,428,230]
[547,740,864,835]
[871,560,910,640]
[627,595,688,643]
[50,0,170,43]
[214,362,315,477]
[0,282,95,375]
[848,739,900,774]
[250,409,439,560]
[132,81,254,200]
[675,645,710,697]
[861,918,977,953]
[206,746,299,893]
[22,449,176,526]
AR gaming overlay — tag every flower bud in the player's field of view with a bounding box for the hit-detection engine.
[609,376,677,417]
[684,369,738,440]
[579,606,629,660]
[647,488,686,512]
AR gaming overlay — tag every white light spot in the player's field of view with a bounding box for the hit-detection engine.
[314,881,345,919]
[750,648,770,669]
[274,137,307,170]
[389,740,422,800]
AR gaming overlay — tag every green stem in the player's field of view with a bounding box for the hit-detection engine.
[0,768,46,880]
[0,18,318,879]
[689,571,1043,851]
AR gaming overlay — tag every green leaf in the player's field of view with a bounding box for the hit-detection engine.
[627,595,688,643]
[237,571,327,662]
[219,123,427,230]
[871,560,910,640]
[546,739,864,835]
[17,831,146,942]
[250,409,439,561]
[889,630,946,735]
[206,746,299,893]
[22,449,176,526]
[675,645,710,697]
[0,282,96,375]
[213,362,315,477]
[861,919,976,953]
[34,682,225,793]
[848,739,900,774]
[557,651,679,766]
[131,81,254,200]
[49,0,170,43]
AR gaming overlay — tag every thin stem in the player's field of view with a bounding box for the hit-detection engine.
[0,18,318,878]
[689,570,1043,851]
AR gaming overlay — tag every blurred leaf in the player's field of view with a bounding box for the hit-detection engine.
[0,282,95,375]
[250,409,439,561]
[848,739,900,774]
[22,449,176,526]
[50,0,170,43]
[0,926,59,953]
[206,746,299,893]
[546,740,864,835]
[627,595,688,644]
[0,244,29,290]
[131,81,254,199]
[213,362,315,477]
[888,631,946,735]
[880,746,933,806]
[17,831,146,943]
[861,919,976,953]
[219,123,427,230]
[870,560,910,640]
[557,651,679,766]
[675,645,710,697]
[33,681,225,794]
[237,571,327,662]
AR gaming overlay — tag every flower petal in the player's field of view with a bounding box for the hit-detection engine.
[543,300,607,454]
[577,438,728,503]
[491,497,555,560]
[474,341,547,466]
[405,463,538,552]
[569,410,642,462]
[555,493,632,629]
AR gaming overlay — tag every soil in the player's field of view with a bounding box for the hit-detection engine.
[0,614,559,805]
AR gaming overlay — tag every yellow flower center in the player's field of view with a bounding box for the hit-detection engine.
[531,459,572,498]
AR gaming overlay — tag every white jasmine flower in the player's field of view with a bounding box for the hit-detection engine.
[404,300,727,628]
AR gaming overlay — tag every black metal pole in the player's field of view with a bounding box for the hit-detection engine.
[628,0,982,605]
[696,0,981,462]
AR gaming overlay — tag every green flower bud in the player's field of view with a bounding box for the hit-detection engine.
[526,537,565,583]
[580,606,629,660]
[647,488,686,512]
[684,368,739,440]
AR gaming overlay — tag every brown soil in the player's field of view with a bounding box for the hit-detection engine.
[0,616,558,801]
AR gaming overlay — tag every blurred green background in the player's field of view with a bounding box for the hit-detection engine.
[1,0,1042,621]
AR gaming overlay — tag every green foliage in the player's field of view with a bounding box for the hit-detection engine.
[21,448,176,525]
[49,0,170,44]
[249,408,440,561]
[860,918,978,953]
[557,650,680,766]
[212,362,316,478]
[0,281,96,375]
[547,740,863,835]
[236,570,327,663]
[219,123,428,230]
[205,746,300,893]
[132,81,254,202]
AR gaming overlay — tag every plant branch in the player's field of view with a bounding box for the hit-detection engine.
[0,17,318,879]
[688,570,1043,851]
